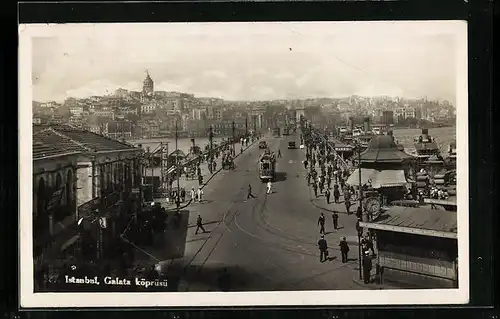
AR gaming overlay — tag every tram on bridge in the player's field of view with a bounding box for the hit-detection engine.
[258,149,276,182]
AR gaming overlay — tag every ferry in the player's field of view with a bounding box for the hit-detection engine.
[413,129,443,160]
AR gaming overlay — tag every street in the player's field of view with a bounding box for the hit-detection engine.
[170,132,367,291]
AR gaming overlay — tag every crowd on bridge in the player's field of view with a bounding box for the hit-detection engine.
[300,122,377,285]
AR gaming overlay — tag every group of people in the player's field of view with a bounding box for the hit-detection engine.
[302,125,377,284]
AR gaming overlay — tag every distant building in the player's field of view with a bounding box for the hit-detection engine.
[382,111,394,126]
[114,88,129,98]
[106,121,133,139]
[142,70,154,96]
[69,106,84,117]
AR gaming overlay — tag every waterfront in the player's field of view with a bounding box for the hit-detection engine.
[392,126,456,155]
[127,136,231,154]
[128,127,456,156]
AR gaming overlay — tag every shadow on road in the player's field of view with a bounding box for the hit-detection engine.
[176,264,274,291]
[188,220,219,228]
[274,172,287,182]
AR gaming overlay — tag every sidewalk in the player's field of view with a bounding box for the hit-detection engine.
[128,140,259,273]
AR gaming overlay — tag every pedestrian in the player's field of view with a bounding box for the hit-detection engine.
[304,159,308,169]
[356,205,363,220]
[339,236,349,263]
[195,214,206,234]
[332,212,339,230]
[313,182,318,198]
[198,174,203,186]
[317,235,328,262]
[197,187,203,202]
[278,149,282,158]
[333,186,340,203]
[362,251,372,284]
[345,199,351,215]
[266,180,272,194]
[190,187,196,202]
[307,172,311,185]
[325,188,331,204]
[247,184,256,199]
[318,212,326,234]
[327,175,332,189]
[213,160,217,171]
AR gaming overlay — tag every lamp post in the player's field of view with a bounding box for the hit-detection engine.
[209,125,214,174]
[175,120,180,212]
[245,117,248,137]
[356,140,363,281]
[232,120,236,156]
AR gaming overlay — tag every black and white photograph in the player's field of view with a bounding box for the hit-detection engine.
[19,21,469,307]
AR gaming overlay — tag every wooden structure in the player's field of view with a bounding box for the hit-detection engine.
[360,206,458,288]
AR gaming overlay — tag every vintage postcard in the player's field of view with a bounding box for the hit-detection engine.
[19,21,469,308]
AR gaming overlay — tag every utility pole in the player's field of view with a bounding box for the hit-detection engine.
[160,142,163,190]
[245,117,248,136]
[175,120,180,212]
[209,125,214,173]
[232,120,235,156]
[357,141,363,281]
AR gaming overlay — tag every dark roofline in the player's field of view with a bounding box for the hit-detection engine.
[33,151,81,161]
[359,221,456,239]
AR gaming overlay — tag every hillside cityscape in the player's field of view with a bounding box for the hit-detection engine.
[33,71,457,140]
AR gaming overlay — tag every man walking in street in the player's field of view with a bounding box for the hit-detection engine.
[325,188,331,204]
[345,199,351,215]
[339,236,349,263]
[266,180,272,194]
[191,187,196,202]
[333,184,340,203]
[318,212,326,234]
[312,182,318,198]
[317,235,328,263]
[332,211,339,230]
[197,187,204,203]
[247,184,256,200]
[195,214,206,234]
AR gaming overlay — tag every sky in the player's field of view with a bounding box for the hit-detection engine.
[28,22,464,104]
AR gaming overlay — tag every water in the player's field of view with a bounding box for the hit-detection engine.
[127,137,230,154]
[392,126,456,155]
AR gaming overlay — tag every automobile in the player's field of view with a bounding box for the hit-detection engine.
[258,141,268,149]
[287,141,296,149]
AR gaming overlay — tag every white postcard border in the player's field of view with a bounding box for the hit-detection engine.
[19,21,469,308]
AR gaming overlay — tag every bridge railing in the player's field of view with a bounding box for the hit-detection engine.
[309,128,350,172]
[165,141,233,175]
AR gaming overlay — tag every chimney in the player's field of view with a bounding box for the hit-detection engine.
[349,117,354,131]
[191,138,196,149]
[363,117,371,133]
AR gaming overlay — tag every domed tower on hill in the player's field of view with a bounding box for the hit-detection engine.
[142,70,154,95]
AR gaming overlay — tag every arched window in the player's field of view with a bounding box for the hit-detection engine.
[66,169,74,205]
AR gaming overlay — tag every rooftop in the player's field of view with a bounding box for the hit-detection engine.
[33,129,83,160]
[33,124,139,156]
[363,206,457,239]
[360,135,413,163]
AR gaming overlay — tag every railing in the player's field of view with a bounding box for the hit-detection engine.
[164,141,233,175]
[310,128,350,171]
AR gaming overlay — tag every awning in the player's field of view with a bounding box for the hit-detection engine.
[372,170,407,188]
[346,168,377,187]
[346,169,407,189]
